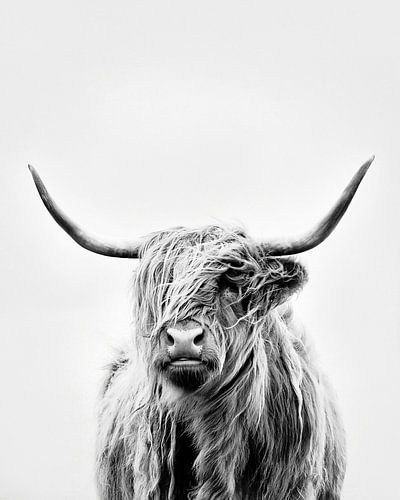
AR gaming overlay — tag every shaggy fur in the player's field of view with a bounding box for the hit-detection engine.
[96,226,346,499]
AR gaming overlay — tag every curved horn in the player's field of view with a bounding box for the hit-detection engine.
[28,165,140,258]
[259,156,374,256]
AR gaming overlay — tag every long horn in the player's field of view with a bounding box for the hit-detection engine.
[259,156,374,256]
[28,165,140,258]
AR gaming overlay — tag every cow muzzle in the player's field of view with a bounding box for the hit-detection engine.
[158,321,220,390]
[164,323,205,363]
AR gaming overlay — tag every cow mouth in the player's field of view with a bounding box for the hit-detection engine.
[164,357,209,390]
[169,357,203,367]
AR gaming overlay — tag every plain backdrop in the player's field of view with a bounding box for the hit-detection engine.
[1,1,399,499]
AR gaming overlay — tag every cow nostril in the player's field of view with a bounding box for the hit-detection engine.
[193,332,204,346]
[166,333,175,346]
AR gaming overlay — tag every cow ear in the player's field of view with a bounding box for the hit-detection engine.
[263,257,308,309]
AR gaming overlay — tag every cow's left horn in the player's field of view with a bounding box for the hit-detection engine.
[259,156,374,256]
[28,165,140,258]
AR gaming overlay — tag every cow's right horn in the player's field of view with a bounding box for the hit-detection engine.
[258,156,374,256]
[28,165,141,258]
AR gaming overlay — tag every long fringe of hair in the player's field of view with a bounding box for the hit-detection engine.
[96,226,346,499]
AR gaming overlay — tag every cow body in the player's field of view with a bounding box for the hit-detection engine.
[96,227,346,500]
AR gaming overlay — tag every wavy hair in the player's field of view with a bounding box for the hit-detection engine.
[96,226,345,499]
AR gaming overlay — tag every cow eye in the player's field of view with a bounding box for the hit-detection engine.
[219,262,250,288]
[218,272,237,291]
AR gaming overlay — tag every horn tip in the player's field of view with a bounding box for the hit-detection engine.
[358,155,375,179]
[28,164,38,178]
[28,164,43,186]
[367,154,375,165]
[364,155,375,169]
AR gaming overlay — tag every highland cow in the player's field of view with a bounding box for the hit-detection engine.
[29,157,374,499]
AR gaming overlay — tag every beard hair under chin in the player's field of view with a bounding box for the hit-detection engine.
[164,365,212,391]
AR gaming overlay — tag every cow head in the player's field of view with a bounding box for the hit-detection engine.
[132,226,307,391]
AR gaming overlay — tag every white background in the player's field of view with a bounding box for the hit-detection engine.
[1,1,399,498]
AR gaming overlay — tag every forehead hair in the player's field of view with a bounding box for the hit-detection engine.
[133,226,260,330]
[139,225,250,257]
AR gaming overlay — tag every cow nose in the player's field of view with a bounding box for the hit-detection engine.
[165,326,205,357]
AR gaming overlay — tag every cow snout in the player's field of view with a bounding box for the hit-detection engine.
[165,325,205,358]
